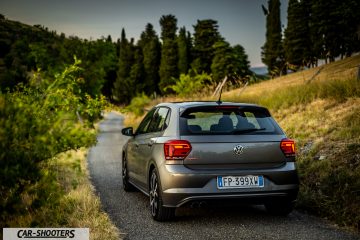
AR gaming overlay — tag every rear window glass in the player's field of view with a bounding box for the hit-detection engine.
[179,106,283,135]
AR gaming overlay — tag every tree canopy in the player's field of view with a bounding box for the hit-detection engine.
[0,14,251,103]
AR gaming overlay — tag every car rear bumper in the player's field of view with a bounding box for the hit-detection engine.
[158,162,299,207]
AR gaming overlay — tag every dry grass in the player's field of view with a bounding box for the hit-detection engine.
[223,54,360,100]
[274,98,360,142]
[5,150,121,240]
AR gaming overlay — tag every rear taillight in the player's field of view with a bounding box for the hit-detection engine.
[280,138,296,157]
[164,140,192,160]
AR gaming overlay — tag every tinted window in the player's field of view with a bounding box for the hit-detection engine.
[136,108,156,135]
[147,107,170,133]
[180,106,282,135]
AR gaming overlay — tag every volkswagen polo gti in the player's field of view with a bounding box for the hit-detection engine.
[121,102,299,221]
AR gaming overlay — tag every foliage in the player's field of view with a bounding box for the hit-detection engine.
[165,71,212,97]
[139,23,161,96]
[112,29,135,104]
[283,0,360,71]
[124,92,151,116]
[0,59,105,222]
[177,27,191,75]
[0,18,117,98]
[159,15,179,94]
[261,0,284,77]
[129,47,145,93]
[211,41,250,83]
[192,19,222,74]
[284,0,312,69]
[0,14,251,105]
[310,0,359,63]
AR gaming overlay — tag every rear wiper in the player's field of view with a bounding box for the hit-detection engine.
[232,128,266,134]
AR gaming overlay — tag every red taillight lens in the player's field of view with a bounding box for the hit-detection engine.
[164,140,192,160]
[280,138,296,157]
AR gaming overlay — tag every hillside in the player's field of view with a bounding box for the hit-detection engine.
[0,17,117,97]
[224,55,360,100]
[123,55,360,231]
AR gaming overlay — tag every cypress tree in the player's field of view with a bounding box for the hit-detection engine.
[159,15,179,94]
[284,0,312,69]
[192,19,222,74]
[112,29,134,103]
[334,0,360,58]
[177,27,191,74]
[310,0,360,63]
[128,46,145,94]
[139,23,161,95]
[261,0,284,76]
[311,0,342,63]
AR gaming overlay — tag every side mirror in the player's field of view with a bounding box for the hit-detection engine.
[121,127,134,136]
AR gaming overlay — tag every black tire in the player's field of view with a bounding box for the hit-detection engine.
[149,169,175,221]
[122,154,135,192]
[265,199,294,216]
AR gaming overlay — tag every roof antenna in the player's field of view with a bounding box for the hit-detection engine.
[217,85,223,104]
[215,76,228,104]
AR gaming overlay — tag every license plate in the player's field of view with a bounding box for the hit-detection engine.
[217,175,264,189]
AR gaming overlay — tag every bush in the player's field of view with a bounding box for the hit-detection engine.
[124,93,151,116]
[165,72,212,97]
[0,58,105,222]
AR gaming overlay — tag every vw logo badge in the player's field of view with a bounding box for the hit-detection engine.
[234,145,244,155]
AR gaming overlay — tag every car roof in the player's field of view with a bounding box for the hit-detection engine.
[156,101,261,108]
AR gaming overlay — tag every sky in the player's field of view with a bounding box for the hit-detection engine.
[0,0,288,67]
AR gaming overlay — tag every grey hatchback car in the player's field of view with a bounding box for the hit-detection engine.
[121,101,299,221]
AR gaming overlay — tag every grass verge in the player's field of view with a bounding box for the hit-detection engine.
[2,149,120,240]
[274,99,360,232]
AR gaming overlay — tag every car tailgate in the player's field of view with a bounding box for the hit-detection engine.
[181,135,286,170]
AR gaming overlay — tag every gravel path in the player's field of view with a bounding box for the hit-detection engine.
[87,112,359,240]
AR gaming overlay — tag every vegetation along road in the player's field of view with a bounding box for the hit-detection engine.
[88,112,359,240]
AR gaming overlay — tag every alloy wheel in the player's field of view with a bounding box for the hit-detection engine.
[149,171,159,217]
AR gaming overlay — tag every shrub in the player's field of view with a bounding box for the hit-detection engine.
[165,72,212,97]
[124,93,151,116]
[0,58,105,222]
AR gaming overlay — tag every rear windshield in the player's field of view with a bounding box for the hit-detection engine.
[179,106,283,135]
